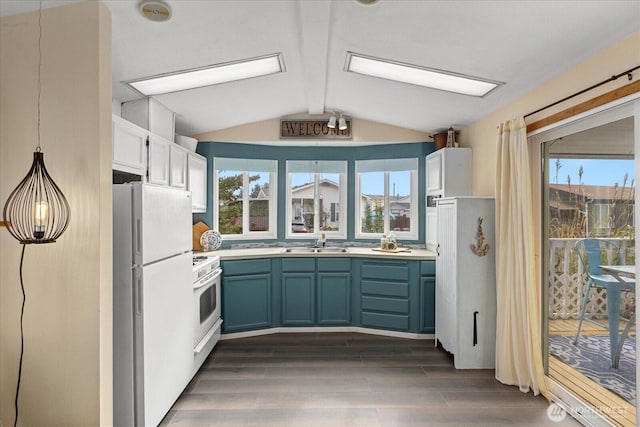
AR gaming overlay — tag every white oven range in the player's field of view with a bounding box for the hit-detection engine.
[192,255,223,374]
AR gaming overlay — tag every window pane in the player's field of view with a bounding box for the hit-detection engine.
[290,172,315,233]
[218,170,243,235]
[319,172,341,232]
[287,161,346,237]
[248,170,270,232]
[389,170,411,232]
[360,171,385,233]
[548,157,634,238]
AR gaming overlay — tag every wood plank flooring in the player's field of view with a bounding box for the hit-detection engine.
[161,332,580,426]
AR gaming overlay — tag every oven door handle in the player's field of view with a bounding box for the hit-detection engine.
[193,268,222,290]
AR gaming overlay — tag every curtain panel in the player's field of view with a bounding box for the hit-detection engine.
[495,117,549,397]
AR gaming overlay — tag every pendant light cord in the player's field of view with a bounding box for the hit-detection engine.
[36,0,42,151]
[14,244,26,427]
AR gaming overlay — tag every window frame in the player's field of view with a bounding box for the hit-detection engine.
[213,157,278,240]
[286,160,348,240]
[355,158,419,240]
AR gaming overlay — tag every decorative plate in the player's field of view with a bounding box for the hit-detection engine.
[200,230,222,251]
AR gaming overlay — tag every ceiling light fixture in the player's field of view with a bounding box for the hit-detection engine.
[125,53,285,96]
[327,113,337,129]
[338,114,348,131]
[344,51,504,97]
[139,1,172,22]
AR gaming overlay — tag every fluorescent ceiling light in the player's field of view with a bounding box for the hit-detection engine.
[344,52,503,97]
[126,53,285,96]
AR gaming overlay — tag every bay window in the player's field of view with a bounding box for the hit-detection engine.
[214,157,277,239]
[355,158,418,240]
[286,160,347,239]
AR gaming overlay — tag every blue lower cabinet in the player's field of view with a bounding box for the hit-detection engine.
[420,276,436,333]
[358,259,418,332]
[419,260,436,333]
[317,273,351,325]
[282,273,315,325]
[222,259,272,333]
[222,273,271,332]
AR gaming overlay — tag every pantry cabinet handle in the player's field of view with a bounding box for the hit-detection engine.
[436,244,440,256]
[473,311,478,346]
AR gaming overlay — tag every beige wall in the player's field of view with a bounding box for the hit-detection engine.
[459,31,640,196]
[194,114,431,145]
[0,2,112,426]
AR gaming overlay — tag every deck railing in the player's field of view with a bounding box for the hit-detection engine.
[548,238,635,320]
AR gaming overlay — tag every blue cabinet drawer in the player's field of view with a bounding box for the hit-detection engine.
[223,259,271,276]
[361,263,409,281]
[362,295,409,314]
[361,280,409,297]
[362,312,409,331]
[281,258,316,272]
[420,260,436,276]
[317,257,351,272]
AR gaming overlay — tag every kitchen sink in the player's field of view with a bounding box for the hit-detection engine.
[316,247,349,253]
[282,247,318,253]
[281,247,349,254]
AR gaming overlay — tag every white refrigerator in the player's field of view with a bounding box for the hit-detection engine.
[113,183,193,427]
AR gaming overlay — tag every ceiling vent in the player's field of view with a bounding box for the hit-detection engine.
[139,1,172,22]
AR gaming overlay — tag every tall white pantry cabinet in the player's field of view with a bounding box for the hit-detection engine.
[435,197,496,369]
[425,148,472,251]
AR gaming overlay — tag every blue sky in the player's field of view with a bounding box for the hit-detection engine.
[549,158,635,187]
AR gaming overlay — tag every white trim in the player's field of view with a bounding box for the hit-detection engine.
[528,92,640,139]
[219,326,435,341]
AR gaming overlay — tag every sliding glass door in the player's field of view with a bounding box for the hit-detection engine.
[535,98,638,425]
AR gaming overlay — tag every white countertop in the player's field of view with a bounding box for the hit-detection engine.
[199,246,437,261]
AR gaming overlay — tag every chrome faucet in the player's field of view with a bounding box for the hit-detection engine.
[315,233,326,248]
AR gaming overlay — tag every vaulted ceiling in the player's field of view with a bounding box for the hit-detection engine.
[2,0,639,137]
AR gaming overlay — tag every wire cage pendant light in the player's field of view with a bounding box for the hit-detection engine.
[3,148,70,244]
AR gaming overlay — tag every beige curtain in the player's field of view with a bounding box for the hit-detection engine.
[495,117,549,397]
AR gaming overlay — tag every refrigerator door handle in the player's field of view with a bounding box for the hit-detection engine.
[135,219,142,258]
[136,277,143,315]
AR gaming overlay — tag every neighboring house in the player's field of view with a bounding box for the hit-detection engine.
[291,179,341,231]
[549,183,635,237]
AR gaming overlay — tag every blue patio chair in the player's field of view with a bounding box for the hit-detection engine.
[573,238,635,368]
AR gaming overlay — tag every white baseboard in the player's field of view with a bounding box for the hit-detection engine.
[220,326,435,341]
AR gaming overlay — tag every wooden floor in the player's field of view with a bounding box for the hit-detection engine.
[549,319,636,427]
[161,332,580,426]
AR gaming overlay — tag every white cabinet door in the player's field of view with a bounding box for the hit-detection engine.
[426,151,443,194]
[147,135,170,186]
[435,200,456,354]
[426,207,438,252]
[169,144,188,189]
[112,116,148,175]
[187,152,207,213]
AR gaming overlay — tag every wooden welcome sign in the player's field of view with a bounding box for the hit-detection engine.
[280,119,352,139]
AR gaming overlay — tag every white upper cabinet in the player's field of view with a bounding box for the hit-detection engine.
[425,148,472,197]
[112,115,148,175]
[169,144,188,189]
[121,98,176,142]
[147,135,171,186]
[187,152,207,213]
